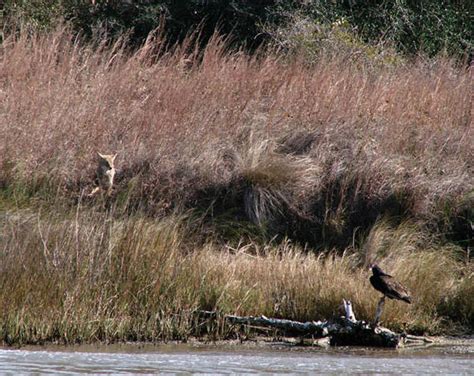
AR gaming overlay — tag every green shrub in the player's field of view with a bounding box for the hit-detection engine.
[4,0,276,48]
[270,0,472,59]
[4,1,472,57]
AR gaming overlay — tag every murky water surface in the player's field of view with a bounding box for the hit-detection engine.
[1,341,473,374]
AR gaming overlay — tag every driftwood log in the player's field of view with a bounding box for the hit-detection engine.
[198,300,431,348]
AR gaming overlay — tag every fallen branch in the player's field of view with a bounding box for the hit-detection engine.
[224,314,338,337]
[405,334,434,344]
[198,309,336,336]
[197,300,422,348]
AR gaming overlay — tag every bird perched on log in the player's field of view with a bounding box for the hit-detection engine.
[369,264,411,304]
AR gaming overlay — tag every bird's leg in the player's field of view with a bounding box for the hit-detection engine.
[373,296,386,327]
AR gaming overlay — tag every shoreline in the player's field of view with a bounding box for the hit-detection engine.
[4,335,474,355]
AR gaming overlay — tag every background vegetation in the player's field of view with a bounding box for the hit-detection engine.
[3,0,473,58]
[0,1,472,345]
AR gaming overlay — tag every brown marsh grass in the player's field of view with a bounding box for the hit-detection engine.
[0,28,471,230]
[0,28,472,344]
[0,210,471,345]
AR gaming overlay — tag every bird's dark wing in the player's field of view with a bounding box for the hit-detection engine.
[380,275,412,303]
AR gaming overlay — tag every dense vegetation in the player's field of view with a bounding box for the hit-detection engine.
[3,0,473,58]
[0,2,472,345]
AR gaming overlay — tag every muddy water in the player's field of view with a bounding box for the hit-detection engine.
[1,341,473,374]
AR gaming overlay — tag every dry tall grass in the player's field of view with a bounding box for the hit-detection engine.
[0,28,472,344]
[0,28,471,241]
[0,209,471,345]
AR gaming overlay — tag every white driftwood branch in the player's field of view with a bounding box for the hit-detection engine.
[223,314,338,337]
[343,299,356,322]
[405,334,434,344]
[197,299,408,348]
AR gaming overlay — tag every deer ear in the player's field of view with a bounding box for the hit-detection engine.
[112,153,118,162]
[97,152,106,159]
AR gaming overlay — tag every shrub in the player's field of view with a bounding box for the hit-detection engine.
[268,0,473,59]
[3,0,275,48]
[3,1,472,58]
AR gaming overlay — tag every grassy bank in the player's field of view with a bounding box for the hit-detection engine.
[0,28,472,344]
[0,208,472,345]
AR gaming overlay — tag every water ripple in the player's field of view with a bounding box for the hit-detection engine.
[0,348,473,375]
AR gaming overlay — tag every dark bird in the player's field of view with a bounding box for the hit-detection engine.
[369,264,411,304]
